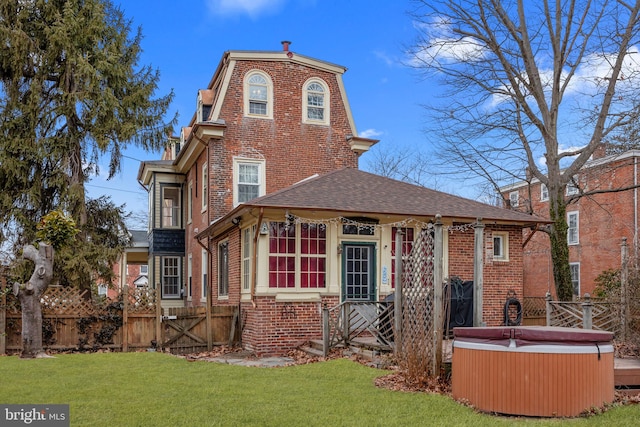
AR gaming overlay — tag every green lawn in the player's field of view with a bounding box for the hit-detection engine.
[0,352,638,426]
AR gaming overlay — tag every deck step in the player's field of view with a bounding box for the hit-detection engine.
[299,345,324,358]
[614,358,640,396]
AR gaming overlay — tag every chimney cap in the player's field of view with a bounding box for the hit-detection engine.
[281,40,292,51]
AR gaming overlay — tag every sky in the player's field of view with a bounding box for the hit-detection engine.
[88,0,433,227]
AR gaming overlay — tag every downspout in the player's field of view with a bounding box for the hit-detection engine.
[250,208,264,308]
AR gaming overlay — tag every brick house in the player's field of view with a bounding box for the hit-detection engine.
[138,44,544,354]
[500,148,640,299]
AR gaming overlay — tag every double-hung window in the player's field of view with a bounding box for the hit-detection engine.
[201,163,208,212]
[202,248,208,301]
[303,79,329,125]
[242,227,255,292]
[567,212,579,245]
[245,71,272,118]
[162,187,181,228]
[233,158,265,206]
[570,263,580,296]
[493,232,509,261]
[162,257,181,298]
[509,191,519,208]
[540,184,548,201]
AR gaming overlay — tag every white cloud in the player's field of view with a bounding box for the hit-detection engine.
[207,0,285,17]
[359,128,383,139]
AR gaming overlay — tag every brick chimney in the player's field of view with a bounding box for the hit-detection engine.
[281,40,291,51]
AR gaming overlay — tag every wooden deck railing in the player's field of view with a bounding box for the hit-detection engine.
[322,301,394,356]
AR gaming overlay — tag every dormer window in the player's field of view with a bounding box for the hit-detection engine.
[197,90,213,122]
[244,71,272,118]
[303,78,329,125]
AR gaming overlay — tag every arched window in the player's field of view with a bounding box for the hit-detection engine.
[303,79,329,125]
[244,71,272,118]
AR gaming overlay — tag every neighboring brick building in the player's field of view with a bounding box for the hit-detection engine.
[500,148,640,299]
[138,44,545,355]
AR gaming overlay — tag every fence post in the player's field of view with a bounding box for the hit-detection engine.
[1,272,6,355]
[545,292,552,326]
[122,284,129,352]
[621,237,629,340]
[343,302,351,345]
[473,218,485,327]
[322,304,329,357]
[394,228,403,356]
[582,293,593,330]
[433,215,444,374]
[156,284,163,350]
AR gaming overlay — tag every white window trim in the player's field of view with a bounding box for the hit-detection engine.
[567,211,579,245]
[161,186,181,229]
[302,78,330,126]
[570,262,580,297]
[241,226,254,293]
[540,183,549,201]
[187,181,193,224]
[201,248,208,303]
[162,256,181,299]
[244,70,273,119]
[492,232,509,262]
[509,191,519,208]
[140,265,148,275]
[201,163,208,212]
[233,157,266,207]
[566,176,579,196]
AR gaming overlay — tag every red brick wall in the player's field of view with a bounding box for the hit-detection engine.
[241,296,340,356]
[507,155,638,298]
[447,224,524,326]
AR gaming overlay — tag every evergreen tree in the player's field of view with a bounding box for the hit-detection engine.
[0,0,175,292]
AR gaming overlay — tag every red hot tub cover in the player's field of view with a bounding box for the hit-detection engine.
[453,326,613,348]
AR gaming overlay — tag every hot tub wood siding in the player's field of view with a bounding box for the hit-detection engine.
[452,347,614,417]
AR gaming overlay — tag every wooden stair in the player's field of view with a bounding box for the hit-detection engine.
[615,358,640,397]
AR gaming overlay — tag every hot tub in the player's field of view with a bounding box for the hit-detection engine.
[452,326,614,417]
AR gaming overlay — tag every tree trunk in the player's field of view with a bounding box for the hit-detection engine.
[548,193,573,301]
[13,244,54,358]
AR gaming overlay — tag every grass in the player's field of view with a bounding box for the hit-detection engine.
[0,352,639,426]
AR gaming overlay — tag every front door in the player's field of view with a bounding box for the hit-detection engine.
[342,243,376,301]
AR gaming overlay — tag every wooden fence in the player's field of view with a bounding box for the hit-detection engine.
[0,277,238,355]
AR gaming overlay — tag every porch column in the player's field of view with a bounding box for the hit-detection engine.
[394,228,403,355]
[473,218,485,327]
[433,215,444,372]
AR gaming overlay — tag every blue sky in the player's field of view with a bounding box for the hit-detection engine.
[89,0,433,225]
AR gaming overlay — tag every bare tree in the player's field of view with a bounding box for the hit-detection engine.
[410,0,640,300]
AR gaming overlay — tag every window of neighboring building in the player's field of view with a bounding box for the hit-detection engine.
[391,227,415,288]
[303,79,329,125]
[140,265,148,275]
[493,232,509,261]
[567,211,579,245]
[97,284,107,296]
[509,191,519,208]
[566,176,579,196]
[201,163,208,212]
[242,226,254,292]
[244,71,272,118]
[187,254,193,300]
[570,263,580,296]
[202,248,208,302]
[218,241,229,297]
[233,158,265,206]
[162,187,181,228]
[540,183,548,201]
[187,181,193,224]
[162,256,181,298]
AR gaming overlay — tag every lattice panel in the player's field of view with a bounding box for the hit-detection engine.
[548,301,583,328]
[40,286,99,316]
[522,297,546,317]
[127,287,156,314]
[398,226,439,379]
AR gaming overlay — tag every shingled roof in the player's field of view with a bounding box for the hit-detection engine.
[244,168,544,225]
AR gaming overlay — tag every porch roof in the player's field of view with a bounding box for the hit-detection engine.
[197,168,548,240]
